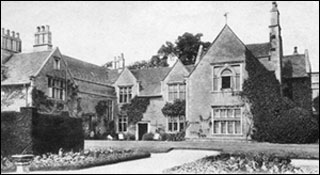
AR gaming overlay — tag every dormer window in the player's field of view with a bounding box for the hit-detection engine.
[54,57,61,70]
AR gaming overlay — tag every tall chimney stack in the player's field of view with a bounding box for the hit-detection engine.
[33,25,53,52]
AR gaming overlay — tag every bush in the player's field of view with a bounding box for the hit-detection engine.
[142,133,154,141]
[160,132,185,141]
[124,133,136,141]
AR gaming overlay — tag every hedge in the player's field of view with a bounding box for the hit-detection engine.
[1,107,84,156]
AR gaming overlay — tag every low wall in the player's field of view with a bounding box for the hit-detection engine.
[1,107,84,156]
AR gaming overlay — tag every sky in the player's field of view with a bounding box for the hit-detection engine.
[1,1,319,71]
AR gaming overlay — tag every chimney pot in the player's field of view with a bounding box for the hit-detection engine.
[1,28,5,35]
[11,31,15,38]
[41,26,45,32]
[16,33,20,39]
[37,26,41,32]
[46,25,50,32]
[294,46,298,54]
[6,29,10,35]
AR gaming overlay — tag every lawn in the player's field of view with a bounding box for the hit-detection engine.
[85,140,319,159]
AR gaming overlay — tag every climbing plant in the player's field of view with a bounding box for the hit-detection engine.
[241,50,318,143]
[32,88,55,113]
[161,99,186,117]
[120,96,150,125]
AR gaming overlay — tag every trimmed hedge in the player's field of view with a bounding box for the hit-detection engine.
[1,110,33,156]
[242,50,319,143]
[1,107,84,156]
[32,112,84,155]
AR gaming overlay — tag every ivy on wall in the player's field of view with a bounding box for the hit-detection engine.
[241,50,318,143]
[161,99,186,117]
[120,96,150,125]
[32,88,55,113]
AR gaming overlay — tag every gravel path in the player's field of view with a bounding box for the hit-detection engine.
[30,150,219,174]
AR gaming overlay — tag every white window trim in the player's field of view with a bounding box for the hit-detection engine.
[212,107,243,136]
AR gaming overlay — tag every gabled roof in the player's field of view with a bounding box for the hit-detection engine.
[203,25,249,64]
[283,54,309,78]
[63,55,112,85]
[130,67,171,97]
[107,69,121,84]
[246,42,271,58]
[1,50,52,85]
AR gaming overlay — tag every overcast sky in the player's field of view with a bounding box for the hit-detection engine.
[1,1,319,71]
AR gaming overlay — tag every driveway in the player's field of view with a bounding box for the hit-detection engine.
[31,150,219,174]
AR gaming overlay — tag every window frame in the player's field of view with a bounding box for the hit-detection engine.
[53,57,61,70]
[212,64,242,92]
[212,107,243,136]
[48,77,65,100]
[168,83,186,102]
[118,115,128,133]
[118,86,133,104]
[167,115,185,133]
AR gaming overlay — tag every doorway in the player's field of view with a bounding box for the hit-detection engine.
[138,123,148,140]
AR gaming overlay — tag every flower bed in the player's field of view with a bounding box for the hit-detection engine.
[163,153,318,174]
[1,149,150,173]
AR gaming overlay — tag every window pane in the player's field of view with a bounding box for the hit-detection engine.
[174,123,178,131]
[221,121,226,134]
[236,74,240,90]
[222,76,231,89]
[228,121,234,134]
[221,109,226,118]
[214,109,219,118]
[235,109,241,118]
[168,123,173,132]
[235,121,241,134]
[214,121,220,134]
[180,122,184,131]
[227,109,233,118]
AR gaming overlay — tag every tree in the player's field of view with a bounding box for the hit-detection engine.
[158,33,211,65]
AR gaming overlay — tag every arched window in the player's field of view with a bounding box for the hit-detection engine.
[221,69,232,89]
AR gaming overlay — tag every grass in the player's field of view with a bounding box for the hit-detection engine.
[85,140,319,159]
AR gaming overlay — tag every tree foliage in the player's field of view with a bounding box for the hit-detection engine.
[120,96,150,124]
[158,33,211,65]
[127,32,211,70]
[161,99,186,117]
[241,51,318,143]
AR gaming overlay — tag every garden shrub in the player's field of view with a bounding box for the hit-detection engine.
[124,133,136,141]
[160,132,185,141]
[142,133,154,141]
[242,51,319,143]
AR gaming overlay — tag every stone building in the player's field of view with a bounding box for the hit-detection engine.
[1,25,118,137]
[1,2,314,141]
[186,2,313,140]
